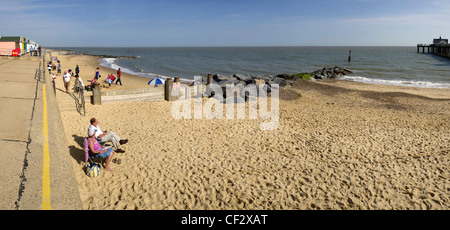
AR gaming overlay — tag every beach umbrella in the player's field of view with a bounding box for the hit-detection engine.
[148,77,165,86]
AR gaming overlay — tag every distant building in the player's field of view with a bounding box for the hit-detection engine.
[0,36,39,56]
[433,36,448,45]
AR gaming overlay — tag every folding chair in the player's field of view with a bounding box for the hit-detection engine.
[83,138,104,166]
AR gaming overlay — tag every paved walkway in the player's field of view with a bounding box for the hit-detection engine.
[0,54,82,210]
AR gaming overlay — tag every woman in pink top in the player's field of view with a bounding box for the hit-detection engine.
[88,129,115,172]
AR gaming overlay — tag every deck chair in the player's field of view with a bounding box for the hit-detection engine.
[83,138,103,166]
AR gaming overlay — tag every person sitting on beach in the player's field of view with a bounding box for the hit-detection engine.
[90,76,99,89]
[105,74,116,86]
[88,117,128,153]
[88,128,115,172]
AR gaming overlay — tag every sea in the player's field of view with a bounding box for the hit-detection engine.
[51,46,450,88]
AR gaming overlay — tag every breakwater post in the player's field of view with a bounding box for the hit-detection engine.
[348,50,351,62]
[165,77,173,101]
[91,82,101,105]
[206,74,213,97]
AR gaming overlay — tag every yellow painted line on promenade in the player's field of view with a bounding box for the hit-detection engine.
[42,84,51,210]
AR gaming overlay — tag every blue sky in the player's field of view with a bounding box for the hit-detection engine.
[1,0,449,47]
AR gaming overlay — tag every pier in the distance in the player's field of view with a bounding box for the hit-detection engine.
[417,37,450,59]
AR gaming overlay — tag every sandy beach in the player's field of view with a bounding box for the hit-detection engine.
[50,50,151,92]
[53,51,450,210]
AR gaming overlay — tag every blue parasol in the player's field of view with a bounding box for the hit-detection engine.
[148,77,165,86]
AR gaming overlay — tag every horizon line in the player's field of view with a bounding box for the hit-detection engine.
[47,45,419,48]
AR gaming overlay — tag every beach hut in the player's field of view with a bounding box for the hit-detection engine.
[0,36,38,56]
[0,36,27,56]
[0,36,18,56]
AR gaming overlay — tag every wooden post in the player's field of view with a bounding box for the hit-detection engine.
[165,77,173,101]
[206,74,213,97]
[91,82,101,105]
[207,74,212,85]
[348,50,351,62]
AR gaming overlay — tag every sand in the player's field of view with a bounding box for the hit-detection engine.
[49,50,151,92]
[53,50,450,210]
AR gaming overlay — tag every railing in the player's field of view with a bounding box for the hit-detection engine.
[33,53,45,84]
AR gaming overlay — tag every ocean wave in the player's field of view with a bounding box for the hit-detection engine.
[340,75,450,88]
[99,58,194,83]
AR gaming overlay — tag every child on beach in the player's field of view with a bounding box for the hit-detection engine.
[90,76,98,89]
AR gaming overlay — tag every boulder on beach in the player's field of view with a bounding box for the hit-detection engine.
[213,74,234,82]
[276,73,295,81]
[309,66,352,80]
[193,66,352,102]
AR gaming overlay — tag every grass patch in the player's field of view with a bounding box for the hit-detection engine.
[292,73,313,80]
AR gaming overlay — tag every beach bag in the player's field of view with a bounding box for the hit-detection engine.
[86,162,101,178]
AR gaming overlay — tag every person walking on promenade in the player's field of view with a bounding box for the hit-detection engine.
[48,61,52,74]
[57,61,62,75]
[115,68,122,85]
[88,118,128,153]
[63,69,73,93]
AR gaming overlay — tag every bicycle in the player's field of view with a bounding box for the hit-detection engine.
[73,77,86,116]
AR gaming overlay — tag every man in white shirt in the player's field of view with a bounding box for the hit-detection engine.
[88,117,128,153]
[63,69,72,93]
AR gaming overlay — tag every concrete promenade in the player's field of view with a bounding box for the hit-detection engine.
[0,54,82,210]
